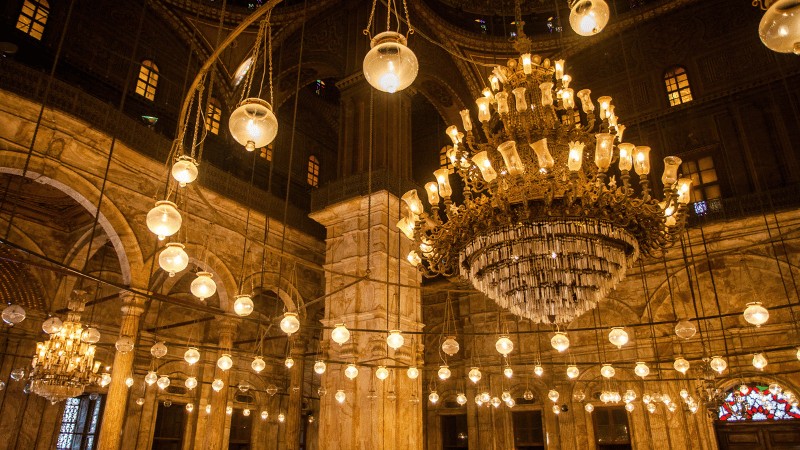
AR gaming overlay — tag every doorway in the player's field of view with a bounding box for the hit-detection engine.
[715,421,800,449]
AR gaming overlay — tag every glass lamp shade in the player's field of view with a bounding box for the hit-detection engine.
[617,143,634,172]
[569,0,610,36]
[497,141,525,176]
[530,138,555,172]
[252,356,266,373]
[577,89,594,113]
[402,189,424,216]
[81,327,101,344]
[233,295,254,317]
[261,410,269,420]
[429,391,440,404]
[523,389,534,401]
[267,385,278,396]
[229,98,278,150]
[710,356,727,374]
[313,360,326,375]
[567,365,580,379]
[633,146,651,175]
[116,336,135,353]
[594,133,614,171]
[503,366,513,378]
[501,391,512,402]
[624,389,637,403]
[344,364,359,380]
[278,413,285,422]
[186,403,194,413]
[217,354,233,371]
[171,155,199,187]
[472,151,498,183]
[539,82,554,106]
[468,367,482,383]
[146,201,182,240]
[375,366,389,380]
[608,327,629,348]
[424,182,440,205]
[600,364,616,378]
[125,377,134,388]
[551,332,570,352]
[407,250,420,267]
[434,168,453,197]
[158,243,189,277]
[743,302,770,326]
[406,366,419,379]
[495,335,514,356]
[459,109,473,131]
[495,92,510,114]
[491,397,502,408]
[797,347,800,361]
[42,316,63,334]
[753,353,768,370]
[145,371,158,385]
[335,390,346,404]
[280,312,301,335]
[441,336,460,356]
[480,392,491,403]
[512,87,528,112]
[585,403,595,413]
[331,324,350,345]
[386,330,405,350]
[456,393,467,405]
[676,178,693,204]
[285,357,294,369]
[191,272,216,300]
[438,365,451,380]
[625,403,635,413]
[552,405,561,415]
[476,97,492,122]
[561,88,575,109]
[136,398,145,406]
[156,376,170,390]
[548,389,560,403]
[362,31,418,93]
[674,319,696,340]
[534,364,544,376]
[759,0,800,54]
[150,341,168,359]
[212,379,224,392]
[634,362,650,378]
[647,402,657,413]
[567,141,585,172]
[99,373,112,387]
[662,156,683,186]
[185,376,197,390]
[184,347,200,365]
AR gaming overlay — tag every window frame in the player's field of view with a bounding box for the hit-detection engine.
[512,409,546,449]
[664,65,693,107]
[440,413,469,450]
[205,98,222,135]
[439,145,455,175]
[135,60,159,102]
[16,0,49,40]
[592,406,631,446]
[307,155,320,187]
[56,394,105,450]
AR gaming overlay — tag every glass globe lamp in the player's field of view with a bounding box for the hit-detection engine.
[624,389,637,403]
[675,319,696,340]
[146,201,182,240]
[503,366,513,378]
[233,294,254,317]
[506,398,516,408]
[438,365,451,380]
[156,376,170,390]
[673,357,690,374]
[331,324,350,345]
[184,347,200,365]
[191,272,216,300]
[136,398,145,406]
[407,366,419,379]
[608,327,629,348]
[552,404,560,414]
[548,389,560,403]
[261,411,269,420]
[797,347,800,361]
[585,403,594,413]
[150,341,168,359]
[567,365,579,379]
[186,403,194,413]
[743,302,769,326]
[42,316,63,334]
[252,356,266,373]
[573,390,586,402]
[362,31,418,93]
[386,330,404,350]
[226,406,233,415]
[185,376,197,390]
[569,0,610,36]
[267,385,278,396]
[501,391,512,402]
[375,366,389,380]
[480,392,491,403]
[344,363,359,380]
[81,327,101,343]
[491,396,501,408]
[228,98,278,151]
[625,402,635,413]
[524,389,534,401]
[475,395,483,406]
[2,304,26,325]
[278,413,285,422]
[280,312,301,335]
[212,379,224,392]
[495,335,514,356]
[753,353,768,370]
[710,356,727,374]
[468,367,482,383]
[634,362,650,378]
[217,354,233,371]
[759,0,800,54]
[429,391,440,404]
[534,364,544,376]
[456,393,467,405]
[125,377,134,388]
[600,364,616,378]
[314,360,326,375]
[171,155,198,187]
[647,402,657,413]
[551,332,570,352]
[335,390,346,403]
[159,243,189,277]
[116,336,135,353]
[285,357,294,369]
[144,371,158,385]
[441,336,459,356]
[99,373,112,387]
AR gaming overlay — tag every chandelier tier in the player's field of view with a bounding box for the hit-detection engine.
[30,293,103,403]
[402,42,691,324]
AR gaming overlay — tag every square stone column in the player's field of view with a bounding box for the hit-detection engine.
[310,191,424,450]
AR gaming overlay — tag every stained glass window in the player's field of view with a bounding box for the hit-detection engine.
[57,395,104,449]
[718,385,800,422]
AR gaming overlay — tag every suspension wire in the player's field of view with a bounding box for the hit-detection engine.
[762,202,800,337]
[680,233,710,358]
[238,153,259,293]
[697,224,733,362]
[661,254,683,357]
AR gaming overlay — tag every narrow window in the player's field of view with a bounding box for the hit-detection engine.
[513,410,545,449]
[664,66,693,106]
[151,402,186,448]
[593,406,631,448]
[205,98,222,135]
[682,155,721,215]
[307,155,320,187]
[440,414,468,449]
[16,0,49,40]
[135,60,159,101]
[229,409,253,450]
[56,394,104,450]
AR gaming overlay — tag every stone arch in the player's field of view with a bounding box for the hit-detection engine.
[245,268,304,314]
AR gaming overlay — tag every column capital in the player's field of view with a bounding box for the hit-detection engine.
[119,291,145,316]
[216,317,238,340]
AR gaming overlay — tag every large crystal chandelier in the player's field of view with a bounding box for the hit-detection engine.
[401,26,692,324]
[30,293,103,403]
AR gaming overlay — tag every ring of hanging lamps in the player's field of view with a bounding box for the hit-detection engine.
[456,393,467,406]
[145,371,158,386]
[285,357,294,369]
[280,312,301,335]
[608,327,629,348]
[184,347,200,365]
[534,364,544,376]
[217,353,233,371]
[191,272,216,301]
[344,363,359,380]
[362,31,418,94]
[634,361,650,378]
[759,0,800,54]
[251,356,266,373]
[503,366,513,378]
[743,302,770,326]
[551,332,570,352]
[331,324,350,345]
[753,353,769,370]
[146,201,182,241]
[495,335,514,356]
[212,379,225,392]
[600,364,616,378]
[568,0,610,36]
[674,319,696,340]
[441,336,459,356]
[233,294,254,317]
[566,365,580,379]
[386,330,405,350]
[406,366,419,379]
[375,366,389,380]
[171,155,199,187]
[710,356,727,374]
[185,376,197,390]
[228,98,278,152]
[159,243,189,277]
[438,365,451,380]
[42,316,62,334]
[314,360,326,375]
[468,367,482,383]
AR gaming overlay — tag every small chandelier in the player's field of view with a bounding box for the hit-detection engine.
[403,43,691,324]
[30,292,103,403]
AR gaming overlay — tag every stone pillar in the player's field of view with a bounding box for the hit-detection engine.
[98,291,146,450]
[205,319,237,450]
[310,192,424,450]
[285,337,307,450]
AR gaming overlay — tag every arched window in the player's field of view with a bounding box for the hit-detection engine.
[307,155,320,187]
[205,98,222,135]
[718,384,800,421]
[135,60,159,101]
[16,0,49,40]
[664,66,693,106]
